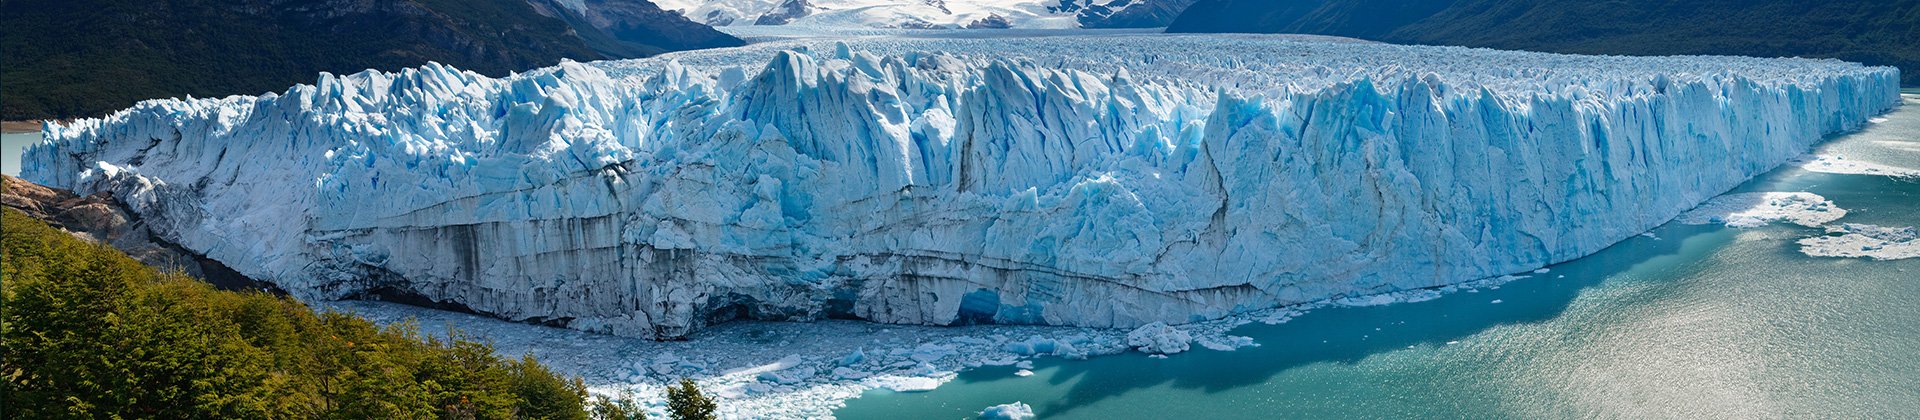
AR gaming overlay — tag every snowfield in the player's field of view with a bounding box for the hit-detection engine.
[23,34,1902,342]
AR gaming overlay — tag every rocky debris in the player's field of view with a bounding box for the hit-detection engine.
[526,0,745,57]
[1,176,274,293]
[755,0,816,25]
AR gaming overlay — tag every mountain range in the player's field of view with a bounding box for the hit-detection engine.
[651,0,1198,29]
[0,0,740,121]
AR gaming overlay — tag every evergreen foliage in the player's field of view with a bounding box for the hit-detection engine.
[665,378,717,420]
[591,391,649,420]
[0,204,601,418]
[0,0,604,121]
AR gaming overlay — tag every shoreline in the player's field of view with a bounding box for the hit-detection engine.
[3,120,42,134]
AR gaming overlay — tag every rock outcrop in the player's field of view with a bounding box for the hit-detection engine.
[1,176,272,292]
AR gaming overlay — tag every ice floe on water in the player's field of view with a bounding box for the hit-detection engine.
[1124,322,1193,355]
[978,401,1036,420]
[324,300,1118,418]
[1676,192,1847,228]
[319,264,1549,419]
[1798,224,1920,261]
[1794,155,1920,178]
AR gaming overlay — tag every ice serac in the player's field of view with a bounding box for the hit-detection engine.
[24,36,1901,339]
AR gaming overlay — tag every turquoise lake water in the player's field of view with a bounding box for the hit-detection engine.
[2,131,41,177]
[836,91,1920,419]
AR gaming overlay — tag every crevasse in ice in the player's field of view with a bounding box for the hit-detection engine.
[24,35,1902,339]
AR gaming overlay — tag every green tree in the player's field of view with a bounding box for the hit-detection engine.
[509,354,591,420]
[665,378,716,420]
[590,391,647,420]
[0,204,599,418]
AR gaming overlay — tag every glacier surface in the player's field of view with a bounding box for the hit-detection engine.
[23,35,1901,339]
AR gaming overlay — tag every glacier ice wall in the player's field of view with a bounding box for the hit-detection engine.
[25,35,1900,339]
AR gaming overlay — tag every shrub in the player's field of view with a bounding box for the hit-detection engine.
[0,207,595,418]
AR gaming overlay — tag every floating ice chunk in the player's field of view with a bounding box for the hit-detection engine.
[1677,192,1847,228]
[909,343,956,362]
[977,356,1019,367]
[1052,341,1086,360]
[951,336,994,346]
[979,402,1036,420]
[757,366,816,384]
[1798,224,1920,260]
[1533,268,1551,274]
[1195,335,1256,351]
[905,362,943,377]
[725,354,803,377]
[744,383,773,395]
[867,376,945,393]
[1400,289,1444,303]
[1124,322,1192,355]
[831,367,870,380]
[1490,300,1503,304]
[1335,294,1401,307]
[838,348,866,366]
[648,353,686,376]
[1793,155,1920,178]
[1003,336,1081,357]
[1013,369,1034,377]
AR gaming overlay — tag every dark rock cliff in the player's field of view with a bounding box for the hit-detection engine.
[0,0,740,120]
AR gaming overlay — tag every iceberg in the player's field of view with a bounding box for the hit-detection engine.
[979,401,1037,420]
[23,35,1901,339]
[1124,322,1192,354]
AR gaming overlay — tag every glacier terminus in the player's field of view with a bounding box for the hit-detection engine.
[23,35,1901,340]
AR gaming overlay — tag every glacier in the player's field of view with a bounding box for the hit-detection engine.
[23,35,1901,340]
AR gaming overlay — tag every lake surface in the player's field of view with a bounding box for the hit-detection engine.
[836,91,1920,418]
[2,131,41,177]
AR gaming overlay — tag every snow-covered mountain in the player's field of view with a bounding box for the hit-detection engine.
[528,0,745,57]
[24,35,1899,339]
[652,0,1197,29]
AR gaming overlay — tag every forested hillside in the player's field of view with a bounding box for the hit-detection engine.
[0,0,739,120]
[0,192,601,417]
